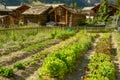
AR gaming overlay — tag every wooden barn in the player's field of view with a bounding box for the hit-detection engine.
[22,6,52,25]
[0,2,11,28]
[0,15,9,28]
[8,4,30,24]
[49,5,86,26]
[92,3,118,16]
[82,3,118,18]
[82,6,95,20]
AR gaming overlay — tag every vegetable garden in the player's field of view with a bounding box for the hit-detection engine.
[0,27,120,80]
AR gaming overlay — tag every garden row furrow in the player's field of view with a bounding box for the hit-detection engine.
[0,29,52,54]
[13,32,79,80]
[0,29,77,80]
[112,32,120,80]
[0,31,79,80]
[83,33,115,80]
[0,39,61,66]
[0,37,51,56]
[27,31,96,80]
[64,34,100,80]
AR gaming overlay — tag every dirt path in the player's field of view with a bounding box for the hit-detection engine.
[64,35,100,80]
[114,58,120,80]
[112,33,120,80]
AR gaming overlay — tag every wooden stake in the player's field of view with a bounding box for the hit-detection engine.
[55,10,57,23]
[66,10,68,26]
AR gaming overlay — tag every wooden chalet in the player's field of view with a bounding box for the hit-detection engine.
[0,2,11,28]
[82,7,94,16]
[82,3,118,19]
[8,4,30,24]
[49,5,86,26]
[22,6,52,25]
[92,3,118,16]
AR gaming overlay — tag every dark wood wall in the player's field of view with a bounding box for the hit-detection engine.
[49,6,86,26]
[10,5,30,24]
[72,14,86,26]
[92,4,118,16]
[23,7,52,25]
[0,16,10,28]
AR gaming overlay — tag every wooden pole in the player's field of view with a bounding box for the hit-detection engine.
[55,10,57,23]
[69,13,72,27]
[66,10,68,26]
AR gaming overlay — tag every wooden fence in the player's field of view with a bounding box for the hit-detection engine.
[0,26,116,33]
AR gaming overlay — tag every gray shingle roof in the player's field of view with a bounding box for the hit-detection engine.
[22,5,51,15]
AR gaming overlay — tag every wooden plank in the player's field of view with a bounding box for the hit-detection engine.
[54,10,57,23]
[69,14,72,27]
[66,10,68,26]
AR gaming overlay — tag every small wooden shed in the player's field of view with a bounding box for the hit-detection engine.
[22,6,52,25]
[82,7,94,16]
[90,3,118,16]
[8,4,30,24]
[49,5,86,26]
[0,15,9,28]
[0,2,11,28]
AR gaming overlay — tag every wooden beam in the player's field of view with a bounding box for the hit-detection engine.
[54,10,57,23]
[69,13,72,27]
[66,10,68,26]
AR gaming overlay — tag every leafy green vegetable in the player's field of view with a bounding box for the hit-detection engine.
[0,67,14,77]
[14,62,25,70]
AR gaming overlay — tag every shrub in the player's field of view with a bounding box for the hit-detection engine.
[14,62,25,69]
[0,67,14,77]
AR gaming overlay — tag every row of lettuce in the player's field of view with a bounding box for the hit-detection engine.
[84,33,115,80]
[37,31,97,79]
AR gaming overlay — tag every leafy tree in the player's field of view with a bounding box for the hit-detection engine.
[70,2,77,8]
[114,0,120,21]
[115,0,120,8]
[94,0,110,24]
[31,0,43,6]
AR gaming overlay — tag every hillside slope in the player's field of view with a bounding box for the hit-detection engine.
[3,0,114,7]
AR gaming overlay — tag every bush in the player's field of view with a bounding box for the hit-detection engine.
[0,67,14,77]
[14,62,25,69]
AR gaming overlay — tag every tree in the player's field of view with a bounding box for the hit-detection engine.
[94,0,110,24]
[70,2,77,8]
[31,0,43,6]
[115,0,120,8]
